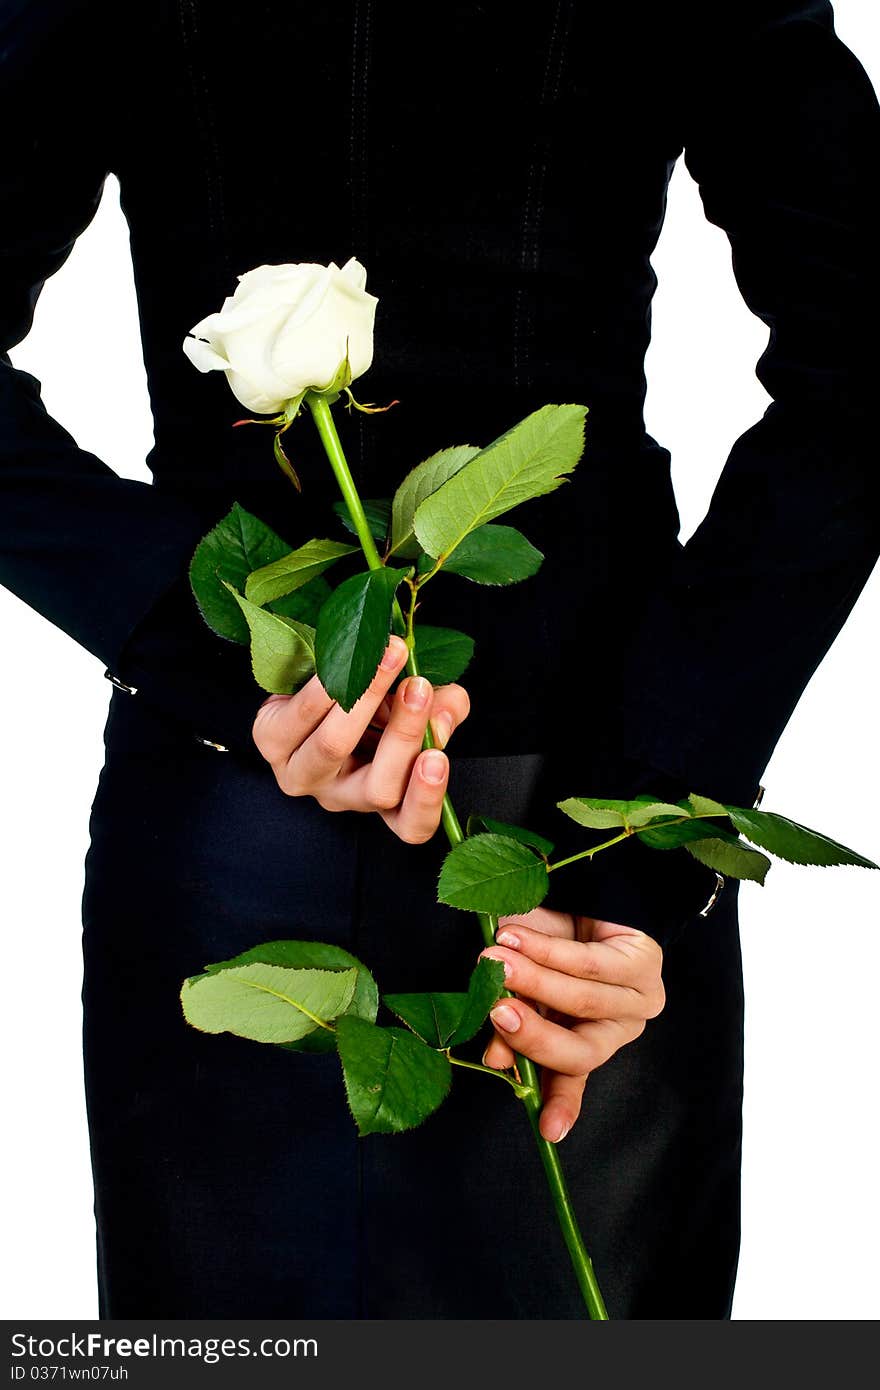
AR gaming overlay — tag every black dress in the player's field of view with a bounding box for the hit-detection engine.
[2,0,878,1317]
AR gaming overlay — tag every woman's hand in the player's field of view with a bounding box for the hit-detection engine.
[480,908,666,1144]
[251,634,470,844]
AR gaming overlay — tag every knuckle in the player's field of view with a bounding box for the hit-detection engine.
[575,1040,600,1073]
[449,684,471,719]
[574,984,599,1018]
[525,933,556,967]
[252,720,282,762]
[296,694,328,727]
[366,782,402,812]
[646,936,664,969]
[388,721,425,747]
[576,945,602,979]
[396,825,433,845]
[314,730,349,763]
[645,983,666,1019]
[277,770,302,797]
[415,821,439,844]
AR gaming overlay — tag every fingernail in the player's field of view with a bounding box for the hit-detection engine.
[421,750,447,785]
[495,930,521,949]
[481,1048,492,1066]
[381,637,407,670]
[431,710,454,748]
[481,949,512,980]
[548,1120,571,1144]
[403,675,431,709]
[489,1003,520,1033]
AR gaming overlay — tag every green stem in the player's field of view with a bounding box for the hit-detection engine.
[547,811,734,876]
[548,829,633,872]
[307,391,466,852]
[305,390,608,1320]
[446,1051,534,1098]
[520,1080,610,1318]
[306,393,386,571]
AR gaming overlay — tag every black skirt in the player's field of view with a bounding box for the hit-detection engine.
[80,687,744,1319]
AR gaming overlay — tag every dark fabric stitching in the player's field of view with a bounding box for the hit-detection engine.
[177,0,232,282]
[513,0,575,392]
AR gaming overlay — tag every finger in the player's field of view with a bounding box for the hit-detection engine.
[283,637,408,791]
[497,908,577,942]
[359,676,439,810]
[491,921,648,988]
[482,1031,516,1071]
[369,695,394,731]
[480,945,647,1022]
[487,1000,643,1076]
[360,677,471,809]
[427,683,471,748]
[354,695,394,755]
[539,1071,589,1144]
[251,676,336,767]
[381,748,449,844]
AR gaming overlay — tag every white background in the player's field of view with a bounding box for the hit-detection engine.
[1,2,877,1320]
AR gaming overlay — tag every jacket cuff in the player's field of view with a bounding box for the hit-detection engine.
[111,572,269,760]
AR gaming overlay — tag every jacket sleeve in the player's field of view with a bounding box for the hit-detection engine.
[544,2,880,944]
[0,0,266,757]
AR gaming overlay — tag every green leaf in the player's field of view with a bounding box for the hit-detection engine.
[557,796,688,831]
[315,567,409,711]
[382,990,467,1048]
[447,957,507,1046]
[189,502,293,643]
[413,626,475,686]
[336,1016,452,1135]
[685,793,730,818]
[268,575,333,626]
[685,836,771,885]
[724,806,879,870]
[382,959,506,1050]
[245,539,356,607]
[223,582,315,693]
[332,497,392,544]
[437,833,549,915]
[467,815,554,858]
[557,798,625,830]
[626,801,692,828]
[389,445,480,558]
[638,817,736,850]
[439,523,543,585]
[180,964,357,1044]
[413,404,587,561]
[202,940,378,1055]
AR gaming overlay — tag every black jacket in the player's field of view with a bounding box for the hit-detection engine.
[2,0,878,942]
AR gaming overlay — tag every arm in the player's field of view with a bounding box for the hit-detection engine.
[543,1,880,948]
[484,4,880,1133]
[0,0,265,753]
[622,1,880,794]
[0,5,471,846]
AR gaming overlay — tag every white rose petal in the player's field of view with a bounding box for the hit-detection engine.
[182,258,379,414]
[181,335,230,374]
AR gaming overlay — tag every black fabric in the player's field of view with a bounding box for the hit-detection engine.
[82,690,743,1318]
[1,0,876,1317]
[3,2,877,945]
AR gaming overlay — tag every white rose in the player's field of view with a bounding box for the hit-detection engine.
[182,257,378,415]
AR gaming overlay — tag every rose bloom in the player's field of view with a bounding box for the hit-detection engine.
[182,257,378,414]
